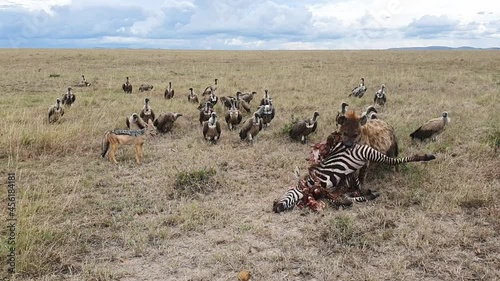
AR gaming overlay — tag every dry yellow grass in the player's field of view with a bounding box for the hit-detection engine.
[0,49,499,280]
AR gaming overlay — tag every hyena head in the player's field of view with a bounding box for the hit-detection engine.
[337,110,367,148]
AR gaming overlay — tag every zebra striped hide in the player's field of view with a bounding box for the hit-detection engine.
[273,175,377,213]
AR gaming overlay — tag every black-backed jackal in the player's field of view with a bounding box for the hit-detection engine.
[101,119,157,164]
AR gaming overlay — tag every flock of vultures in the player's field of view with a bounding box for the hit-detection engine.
[47,75,450,213]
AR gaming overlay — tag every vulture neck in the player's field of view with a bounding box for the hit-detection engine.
[312,113,319,122]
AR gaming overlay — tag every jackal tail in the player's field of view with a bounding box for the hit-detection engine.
[101,131,111,158]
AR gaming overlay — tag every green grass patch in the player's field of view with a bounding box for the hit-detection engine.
[281,114,299,135]
[485,129,500,152]
[172,167,218,198]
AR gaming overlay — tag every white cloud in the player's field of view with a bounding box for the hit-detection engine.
[223,37,264,48]
[0,0,499,49]
[163,0,196,11]
[0,0,70,15]
[130,10,165,36]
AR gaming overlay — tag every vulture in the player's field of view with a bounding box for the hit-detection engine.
[239,91,257,104]
[187,88,199,104]
[410,112,450,142]
[122,77,133,93]
[289,111,320,144]
[239,112,263,144]
[236,92,251,113]
[75,75,91,87]
[257,99,275,128]
[139,84,154,92]
[203,89,218,106]
[335,102,349,127]
[203,112,221,144]
[260,89,271,106]
[203,78,218,96]
[164,81,174,99]
[126,113,147,130]
[220,96,236,110]
[374,84,387,107]
[154,112,182,133]
[140,98,155,123]
[199,102,214,124]
[48,98,64,123]
[225,100,242,130]
[362,105,378,120]
[61,87,76,107]
[350,77,367,98]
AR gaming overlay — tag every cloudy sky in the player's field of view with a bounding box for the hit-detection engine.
[0,0,498,49]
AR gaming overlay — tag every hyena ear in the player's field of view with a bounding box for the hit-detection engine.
[337,116,346,125]
[294,166,300,179]
[360,115,367,126]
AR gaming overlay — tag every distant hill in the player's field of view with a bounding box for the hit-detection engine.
[388,46,500,50]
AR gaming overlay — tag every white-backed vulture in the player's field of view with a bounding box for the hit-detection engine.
[374,84,387,107]
[240,91,257,104]
[164,81,174,99]
[257,99,275,128]
[122,77,133,93]
[154,112,182,133]
[225,100,242,130]
[48,98,64,123]
[203,89,218,106]
[75,74,91,87]
[199,102,214,124]
[61,87,76,107]
[350,77,366,98]
[239,112,263,144]
[126,113,147,130]
[139,84,154,92]
[362,105,378,120]
[140,98,155,123]
[187,87,199,104]
[236,92,251,113]
[260,89,271,106]
[220,96,236,110]
[203,78,218,96]
[335,102,349,127]
[203,112,221,144]
[410,112,450,142]
[289,111,320,144]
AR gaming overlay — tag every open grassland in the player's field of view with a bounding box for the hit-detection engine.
[0,49,499,280]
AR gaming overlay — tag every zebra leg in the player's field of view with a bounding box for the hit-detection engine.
[344,189,380,203]
[325,197,353,209]
[357,162,369,191]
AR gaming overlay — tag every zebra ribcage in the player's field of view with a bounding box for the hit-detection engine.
[273,174,371,213]
[309,143,415,189]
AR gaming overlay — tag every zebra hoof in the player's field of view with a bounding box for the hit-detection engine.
[364,189,380,200]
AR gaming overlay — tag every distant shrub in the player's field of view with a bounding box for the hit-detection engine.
[173,167,218,198]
